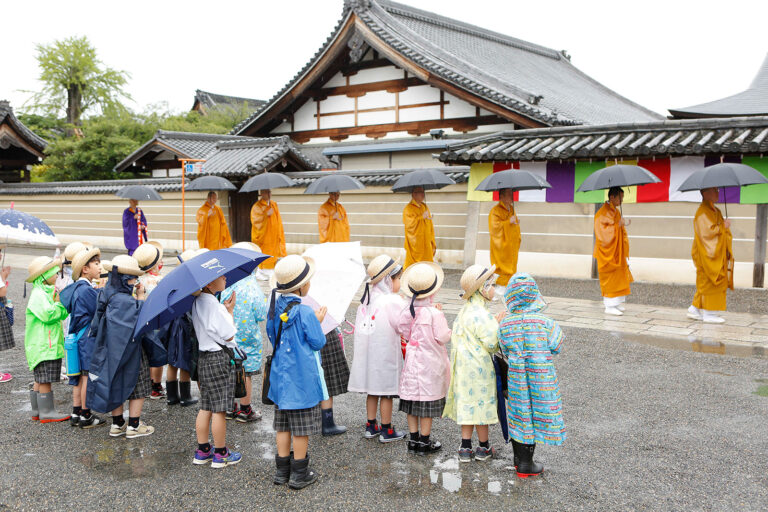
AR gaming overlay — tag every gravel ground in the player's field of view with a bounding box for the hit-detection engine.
[1,277,767,511]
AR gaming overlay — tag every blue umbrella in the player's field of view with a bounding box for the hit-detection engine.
[492,353,509,443]
[0,208,59,245]
[133,247,268,338]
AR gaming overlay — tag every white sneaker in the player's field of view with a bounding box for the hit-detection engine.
[109,423,128,437]
[604,306,623,316]
[702,313,725,324]
[687,305,703,321]
[126,422,155,439]
[617,305,626,312]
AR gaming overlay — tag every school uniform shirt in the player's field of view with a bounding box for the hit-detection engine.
[191,292,237,353]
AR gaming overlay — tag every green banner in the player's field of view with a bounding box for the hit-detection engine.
[574,161,606,203]
[740,156,768,204]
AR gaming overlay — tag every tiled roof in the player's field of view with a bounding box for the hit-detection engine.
[439,116,768,162]
[0,177,184,195]
[233,0,660,135]
[0,100,47,154]
[669,54,768,118]
[193,90,266,113]
[201,136,322,176]
[287,166,469,187]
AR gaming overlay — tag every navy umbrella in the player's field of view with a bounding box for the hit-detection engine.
[239,173,295,193]
[0,208,59,245]
[492,353,509,443]
[116,185,163,201]
[475,169,552,192]
[676,162,768,192]
[391,169,456,192]
[186,176,236,191]
[576,164,661,192]
[304,174,364,194]
[133,247,268,338]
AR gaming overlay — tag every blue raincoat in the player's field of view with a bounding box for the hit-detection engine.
[60,280,98,382]
[222,273,267,373]
[157,313,194,372]
[266,294,327,410]
[498,273,565,446]
[86,269,145,413]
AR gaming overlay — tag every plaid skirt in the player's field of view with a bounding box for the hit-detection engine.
[273,404,322,436]
[128,349,151,400]
[198,350,235,413]
[0,298,14,351]
[320,328,349,397]
[399,398,446,418]
[33,358,62,384]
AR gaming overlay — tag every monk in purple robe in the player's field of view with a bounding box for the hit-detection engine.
[122,199,147,255]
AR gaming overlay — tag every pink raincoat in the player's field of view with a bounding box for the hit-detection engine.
[396,298,451,401]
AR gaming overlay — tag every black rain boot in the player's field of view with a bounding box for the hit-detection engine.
[288,455,318,490]
[179,381,198,407]
[274,454,291,485]
[321,408,347,436]
[511,439,521,469]
[166,380,180,406]
[516,443,543,478]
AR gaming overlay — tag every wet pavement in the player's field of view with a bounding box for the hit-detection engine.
[1,266,767,510]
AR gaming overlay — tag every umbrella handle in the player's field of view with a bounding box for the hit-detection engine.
[342,320,355,335]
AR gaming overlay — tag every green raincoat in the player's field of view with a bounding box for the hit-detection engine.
[25,268,68,371]
[443,292,499,425]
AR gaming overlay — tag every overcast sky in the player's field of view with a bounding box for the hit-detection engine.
[1,0,766,119]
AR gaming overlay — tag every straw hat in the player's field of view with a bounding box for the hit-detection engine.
[366,255,401,286]
[133,241,163,272]
[26,256,62,283]
[63,242,88,265]
[271,255,316,294]
[231,242,261,252]
[102,254,145,276]
[460,264,497,300]
[71,247,102,281]
[99,260,111,279]
[178,248,209,263]
[401,262,443,299]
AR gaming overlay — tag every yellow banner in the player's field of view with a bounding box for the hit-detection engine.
[467,162,494,202]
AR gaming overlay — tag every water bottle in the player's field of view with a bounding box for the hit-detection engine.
[64,330,81,377]
[4,298,13,326]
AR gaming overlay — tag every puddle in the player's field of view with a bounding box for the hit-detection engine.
[610,332,765,358]
[259,442,275,460]
[79,442,188,480]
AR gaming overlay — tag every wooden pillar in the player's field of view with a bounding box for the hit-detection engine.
[591,203,599,279]
[463,200,481,265]
[753,204,768,288]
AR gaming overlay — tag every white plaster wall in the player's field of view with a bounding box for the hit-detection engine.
[399,84,439,104]
[321,113,356,130]
[349,65,403,84]
[357,90,392,109]
[324,71,347,87]
[271,121,292,134]
[443,91,478,119]
[358,110,396,126]
[292,102,316,132]
[399,105,440,123]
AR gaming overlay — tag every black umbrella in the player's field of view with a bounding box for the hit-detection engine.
[239,173,295,193]
[391,169,456,192]
[676,162,768,218]
[475,169,552,192]
[186,176,236,191]
[115,185,163,201]
[304,174,364,194]
[576,164,661,192]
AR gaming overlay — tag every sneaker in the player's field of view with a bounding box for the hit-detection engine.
[703,314,726,324]
[604,306,623,316]
[225,404,240,421]
[211,449,242,468]
[458,447,473,463]
[417,439,442,456]
[126,422,155,439]
[70,414,80,427]
[193,447,214,465]
[687,305,703,321]
[109,423,128,437]
[235,408,262,423]
[379,427,406,443]
[79,414,106,429]
[474,445,497,461]
[0,373,12,383]
[150,388,166,400]
[617,305,626,312]
[407,439,420,454]
[364,422,382,439]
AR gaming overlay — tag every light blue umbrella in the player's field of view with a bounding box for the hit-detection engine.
[0,208,58,245]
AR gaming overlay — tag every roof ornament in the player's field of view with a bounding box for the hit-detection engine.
[344,0,371,12]
[528,95,543,106]
[560,50,571,61]
[348,31,367,63]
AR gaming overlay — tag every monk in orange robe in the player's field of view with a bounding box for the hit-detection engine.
[318,192,350,243]
[687,187,733,324]
[250,189,286,274]
[402,186,436,267]
[196,191,232,250]
[594,187,633,316]
[489,188,521,288]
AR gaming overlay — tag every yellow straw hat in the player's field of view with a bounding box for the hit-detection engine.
[178,248,209,263]
[459,264,497,300]
[102,254,145,276]
[231,241,261,252]
[71,247,102,281]
[401,261,444,317]
[26,256,62,283]
[270,255,316,294]
[133,241,163,272]
[63,242,88,265]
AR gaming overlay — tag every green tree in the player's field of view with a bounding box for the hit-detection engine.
[23,36,131,127]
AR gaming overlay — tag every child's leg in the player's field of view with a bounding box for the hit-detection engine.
[150,366,163,384]
[128,398,144,418]
[320,397,333,409]
[419,417,433,437]
[79,376,88,410]
[407,414,419,435]
[33,382,39,392]
[72,380,82,409]
[293,435,309,460]
[476,425,489,444]
[366,395,379,421]
[276,431,292,457]
[241,376,252,407]
[380,397,393,425]
[179,369,191,382]
[38,382,51,393]
[210,412,227,449]
[167,365,178,382]
[196,410,212,443]
[461,424,474,444]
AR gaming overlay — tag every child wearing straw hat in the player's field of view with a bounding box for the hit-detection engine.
[220,242,267,423]
[396,261,451,456]
[56,242,88,344]
[444,264,501,463]
[0,245,14,384]
[134,241,168,400]
[60,246,105,428]
[86,255,155,439]
[25,256,71,423]
[348,254,407,442]
[267,254,327,489]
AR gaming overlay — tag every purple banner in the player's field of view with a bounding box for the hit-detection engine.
[546,161,576,202]
[704,155,741,204]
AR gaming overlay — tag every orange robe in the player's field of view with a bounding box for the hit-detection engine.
[318,199,350,243]
[489,201,521,286]
[691,201,733,311]
[403,199,436,268]
[594,202,633,298]
[250,199,286,270]
[196,202,232,250]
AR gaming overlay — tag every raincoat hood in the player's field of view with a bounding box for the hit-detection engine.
[271,293,302,327]
[59,279,90,313]
[504,273,547,314]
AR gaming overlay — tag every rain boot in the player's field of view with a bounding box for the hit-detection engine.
[30,390,39,421]
[179,381,198,407]
[516,443,543,478]
[166,380,180,406]
[273,454,291,485]
[321,408,347,436]
[37,391,71,423]
[511,439,521,469]
[288,455,318,490]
